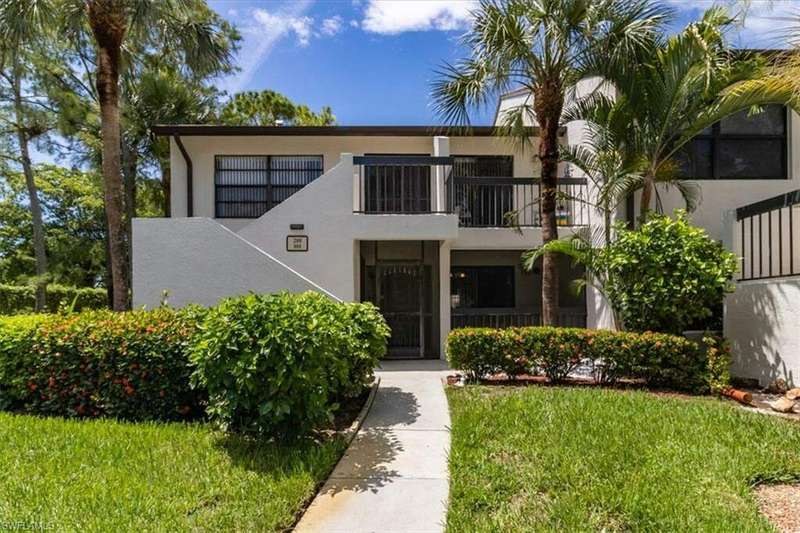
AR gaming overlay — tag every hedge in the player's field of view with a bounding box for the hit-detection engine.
[0,284,107,315]
[190,292,389,438]
[447,327,729,393]
[0,308,205,420]
[0,292,389,434]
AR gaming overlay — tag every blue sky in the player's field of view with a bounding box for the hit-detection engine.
[207,0,798,126]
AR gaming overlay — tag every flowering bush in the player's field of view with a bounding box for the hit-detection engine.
[446,327,527,381]
[0,314,48,408]
[0,308,205,420]
[0,293,389,435]
[447,326,728,392]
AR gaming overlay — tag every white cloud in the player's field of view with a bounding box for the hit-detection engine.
[321,15,344,36]
[349,19,360,28]
[361,0,477,34]
[218,1,313,94]
[219,2,354,94]
[253,8,314,46]
[665,0,797,48]
[735,2,797,48]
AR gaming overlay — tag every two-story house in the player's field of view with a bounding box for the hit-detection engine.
[133,90,799,364]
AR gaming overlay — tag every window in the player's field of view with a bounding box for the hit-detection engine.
[679,105,787,179]
[451,266,515,308]
[214,155,323,218]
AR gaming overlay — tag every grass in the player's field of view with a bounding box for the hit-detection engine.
[446,386,800,532]
[0,412,346,531]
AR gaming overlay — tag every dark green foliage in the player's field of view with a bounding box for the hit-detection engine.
[447,326,729,392]
[0,308,204,420]
[0,166,106,287]
[0,292,389,436]
[190,292,388,438]
[602,212,738,333]
[0,283,107,314]
[218,90,335,126]
[0,314,46,408]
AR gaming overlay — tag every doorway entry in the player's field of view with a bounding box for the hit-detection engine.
[360,241,439,359]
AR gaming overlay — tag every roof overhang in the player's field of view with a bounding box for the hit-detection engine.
[151,124,556,137]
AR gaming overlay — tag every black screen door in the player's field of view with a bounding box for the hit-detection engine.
[377,264,425,358]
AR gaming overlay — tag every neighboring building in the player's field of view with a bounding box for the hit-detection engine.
[135,91,799,367]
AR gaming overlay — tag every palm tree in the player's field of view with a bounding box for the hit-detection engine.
[57,0,234,310]
[0,0,54,311]
[574,7,795,219]
[432,0,669,326]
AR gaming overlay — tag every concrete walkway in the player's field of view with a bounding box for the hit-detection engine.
[295,360,452,532]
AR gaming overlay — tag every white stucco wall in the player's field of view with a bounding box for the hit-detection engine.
[147,127,621,335]
[725,277,800,387]
[169,134,545,221]
[132,217,334,309]
[233,154,459,302]
[636,107,799,240]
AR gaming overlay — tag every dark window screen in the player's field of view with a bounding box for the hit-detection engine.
[451,266,515,308]
[215,155,323,218]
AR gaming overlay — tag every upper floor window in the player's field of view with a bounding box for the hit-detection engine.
[679,105,787,180]
[214,155,323,218]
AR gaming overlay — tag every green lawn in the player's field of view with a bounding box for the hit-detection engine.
[447,386,800,532]
[0,413,345,531]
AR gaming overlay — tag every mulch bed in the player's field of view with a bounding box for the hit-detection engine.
[755,484,800,532]
[329,388,371,432]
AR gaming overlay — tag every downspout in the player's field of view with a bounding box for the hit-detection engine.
[174,135,193,217]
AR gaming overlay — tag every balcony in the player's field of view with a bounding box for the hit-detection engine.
[448,177,589,228]
[353,155,451,214]
[353,155,589,228]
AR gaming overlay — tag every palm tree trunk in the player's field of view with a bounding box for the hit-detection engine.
[535,83,563,327]
[122,141,136,293]
[89,1,129,311]
[11,54,48,312]
[639,177,653,219]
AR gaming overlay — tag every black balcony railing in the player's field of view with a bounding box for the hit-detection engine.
[735,189,800,281]
[447,177,589,227]
[354,155,452,214]
[353,156,590,228]
[451,309,587,329]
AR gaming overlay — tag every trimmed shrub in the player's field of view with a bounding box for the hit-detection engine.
[0,314,48,409]
[702,334,732,393]
[190,292,388,438]
[446,327,527,381]
[597,212,737,334]
[337,301,391,398]
[447,326,726,392]
[0,308,204,420]
[524,327,590,382]
[0,284,107,315]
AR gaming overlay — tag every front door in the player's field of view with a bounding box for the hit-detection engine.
[377,263,426,358]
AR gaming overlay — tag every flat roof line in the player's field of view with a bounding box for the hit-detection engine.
[151,124,563,137]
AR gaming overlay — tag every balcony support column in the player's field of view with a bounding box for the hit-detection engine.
[438,239,451,360]
[433,136,450,212]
